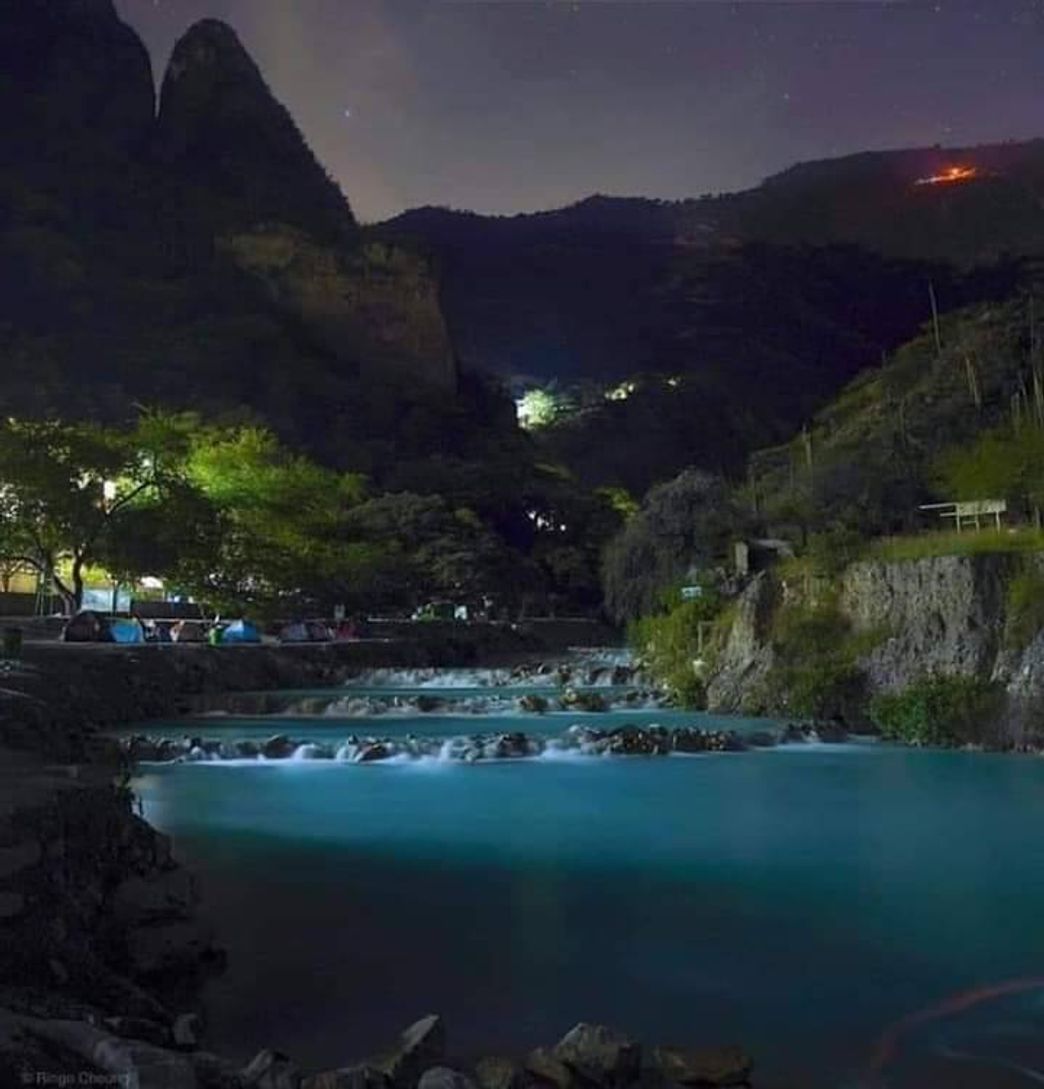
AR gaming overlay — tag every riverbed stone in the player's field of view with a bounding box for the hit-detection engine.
[356,743,391,764]
[473,1056,526,1089]
[262,735,295,760]
[651,1045,752,1087]
[524,1048,576,1089]
[553,1023,641,1087]
[418,1066,478,1089]
[376,1014,445,1089]
[242,1047,302,1089]
[304,1065,391,1089]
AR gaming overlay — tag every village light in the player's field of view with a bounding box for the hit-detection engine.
[103,480,117,504]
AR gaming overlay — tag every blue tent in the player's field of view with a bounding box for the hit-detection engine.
[221,619,261,645]
[109,617,145,644]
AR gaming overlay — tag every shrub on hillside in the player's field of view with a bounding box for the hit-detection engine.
[764,601,869,720]
[631,589,723,709]
[1005,567,1044,650]
[869,674,1003,746]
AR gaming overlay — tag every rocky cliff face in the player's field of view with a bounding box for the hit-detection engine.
[707,552,1044,740]
[839,555,1016,690]
[222,228,457,391]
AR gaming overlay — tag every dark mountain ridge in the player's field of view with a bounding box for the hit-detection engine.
[378,139,1039,491]
[0,0,472,478]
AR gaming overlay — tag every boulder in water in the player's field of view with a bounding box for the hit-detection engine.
[553,1023,641,1087]
[356,743,391,763]
[779,722,809,744]
[651,1044,752,1087]
[560,690,608,713]
[607,727,669,756]
[489,732,531,759]
[262,735,295,759]
[518,695,549,714]
[811,717,849,743]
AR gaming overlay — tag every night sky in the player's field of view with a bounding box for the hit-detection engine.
[116,0,1043,224]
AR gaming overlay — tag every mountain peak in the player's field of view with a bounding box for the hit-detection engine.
[157,18,355,242]
[163,18,254,84]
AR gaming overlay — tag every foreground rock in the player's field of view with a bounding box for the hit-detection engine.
[652,1045,753,1087]
[553,1023,641,1086]
[0,1006,757,1089]
[375,1014,446,1088]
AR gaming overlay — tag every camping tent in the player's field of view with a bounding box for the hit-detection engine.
[278,621,310,644]
[222,619,261,645]
[61,611,112,643]
[109,617,145,644]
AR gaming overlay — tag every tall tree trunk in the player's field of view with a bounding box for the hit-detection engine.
[72,556,85,613]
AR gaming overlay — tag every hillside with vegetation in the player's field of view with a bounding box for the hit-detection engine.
[618,286,1044,743]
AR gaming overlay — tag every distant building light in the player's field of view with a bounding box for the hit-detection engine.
[606,380,637,402]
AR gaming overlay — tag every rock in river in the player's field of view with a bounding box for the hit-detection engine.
[652,1044,753,1087]
[553,1023,641,1087]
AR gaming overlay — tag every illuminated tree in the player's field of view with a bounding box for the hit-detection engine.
[0,418,174,612]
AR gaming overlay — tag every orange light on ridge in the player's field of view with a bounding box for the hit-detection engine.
[914,165,979,186]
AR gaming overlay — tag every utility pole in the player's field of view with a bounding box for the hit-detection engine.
[928,280,942,356]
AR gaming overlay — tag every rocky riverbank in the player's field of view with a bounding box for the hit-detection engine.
[1,1009,755,1088]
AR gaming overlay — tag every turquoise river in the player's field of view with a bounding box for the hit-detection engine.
[129,665,1044,1089]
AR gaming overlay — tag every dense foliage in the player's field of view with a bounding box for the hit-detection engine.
[603,469,744,622]
[0,412,615,618]
[630,587,723,708]
[1004,566,1044,651]
[763,599,870,721]
[869,675,1004,746]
